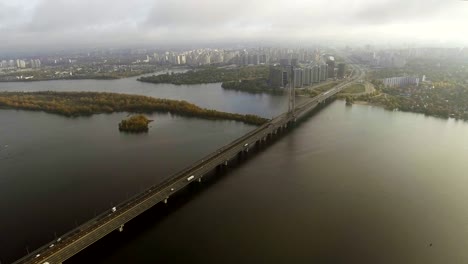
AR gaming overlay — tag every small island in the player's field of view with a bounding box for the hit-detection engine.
[119,115,152,133]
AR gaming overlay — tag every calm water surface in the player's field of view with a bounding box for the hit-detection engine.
[72,101,468,264]
[0,72,289,118]
[1,76,468,263]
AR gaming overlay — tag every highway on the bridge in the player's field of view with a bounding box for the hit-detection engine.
[14,61,365,264]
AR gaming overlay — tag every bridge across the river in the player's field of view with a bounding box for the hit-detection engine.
[14,62,364,264]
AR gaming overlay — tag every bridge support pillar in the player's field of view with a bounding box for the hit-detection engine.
[198,177,202,183]
[164,197,168,204]
[224,160,228,166]
[118,224,124,232]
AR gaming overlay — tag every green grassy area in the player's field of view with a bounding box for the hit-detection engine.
[340,83,365,94]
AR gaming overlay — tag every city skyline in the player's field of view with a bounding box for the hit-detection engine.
[1,0,468,54]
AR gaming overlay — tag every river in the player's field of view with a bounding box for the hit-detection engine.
[2,77,468,263]
[0,71,289,118]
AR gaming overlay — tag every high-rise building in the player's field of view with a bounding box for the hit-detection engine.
[303,67,312,86]
[294,68,303,88]
[320,64,328,81]
[312,65,320,83]
[326,56,335,78]
[280,58,290,66]
[16,59,26,68]
[269,66,291,89]
[269,66,283,89]
[259,54,268,64]
[382,76,420,87]
[337,63,346,79]
[282,70,289,88]
[291,58,299,67]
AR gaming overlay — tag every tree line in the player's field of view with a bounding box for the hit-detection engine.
[137,66,269,85]
[119,114,151,132]
[0,91,268,126]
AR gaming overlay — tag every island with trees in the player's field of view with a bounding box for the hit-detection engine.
[119,114,152,133]
[221,78,284,94]
[137,65,269,85]
[0,91,268,126]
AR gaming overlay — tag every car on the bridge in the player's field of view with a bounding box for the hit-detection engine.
[111,207,117,213]
[187,175,195,181]
[244,143,249,147]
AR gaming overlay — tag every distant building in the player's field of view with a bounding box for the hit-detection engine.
[259,54,268,64]
[269,66,283,89]
[320,64,328,81]
[312,65,321,83]
[303,67,312,86]
[291,58,299,67]
[293,68,303,88]
[280,58,290,66]
[282,70,289,87]
[16,59,26,68]
[269,66,289,89]
[337,63,346,79]
[326,56,335,78]
[382,76,420,87]
[249,54,259,65]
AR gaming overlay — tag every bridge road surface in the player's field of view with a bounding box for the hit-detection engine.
[14,62,364,264]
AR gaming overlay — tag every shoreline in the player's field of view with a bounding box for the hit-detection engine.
[344,99,468,122]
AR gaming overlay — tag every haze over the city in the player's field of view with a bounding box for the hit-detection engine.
[1,0,468,53]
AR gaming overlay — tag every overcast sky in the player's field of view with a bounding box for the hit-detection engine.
[1,0,467,53]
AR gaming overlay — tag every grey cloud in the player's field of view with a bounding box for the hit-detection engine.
[354,0,456,24]
[25,0,149,32]
[0,0,467,53]
[144,0,263,27]
[0,2,26,29]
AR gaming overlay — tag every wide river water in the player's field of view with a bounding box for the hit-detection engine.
[1,75,468,263]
